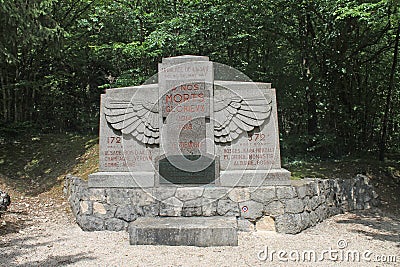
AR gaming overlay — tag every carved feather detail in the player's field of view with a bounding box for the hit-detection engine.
[104,94,272,145]
[104,98,160,145]
[214,96,272,143]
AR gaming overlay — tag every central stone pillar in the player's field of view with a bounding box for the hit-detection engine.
[157,56,217,185]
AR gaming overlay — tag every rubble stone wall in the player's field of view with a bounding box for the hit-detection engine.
[64,175,379,234]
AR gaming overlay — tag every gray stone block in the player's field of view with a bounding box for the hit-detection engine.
[250,187,276,203]
[355,202,364,210]
[300,212,310,229]
[203,188,229,199]
[129,217,238,246]
[152,187,176,200]
[307,181,319,196]
[264,200,284,216]
[295,185,308,199]
[202,200,217,216]
[316,194,326,206]
[364,193,372,203]
[76,187,90,201]
[115,205,142,222]
[182,198,203,216]
[77,215,105,231]
[322,179,331,191]
[317,179,325,194]
[106,189,131,205]
[239,200,263,220]
[92,202,113,218]
[88,188,107,202]
[228,188,251,202]
[105,218,128,231]
[276,186,297,199]
[219,169,291,187]
[175,187,204,201]
[309,210,319,226]
[88,172,155,188]
[237,218,255,232]
[69,198,80,217]
[303,196,311,211]
[309,196,320,210]
[325,191,336,206]
[143,204,159,216]
[217,199,239,216]
[159,197,183,216]
[284,198,304,214]
[129,189,157,206]
[275,213,302,234]
[315,205,328,222]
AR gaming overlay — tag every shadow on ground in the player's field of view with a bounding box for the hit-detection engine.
[1,235,95,266]
[0,211,30,236]
[336,210,400,247]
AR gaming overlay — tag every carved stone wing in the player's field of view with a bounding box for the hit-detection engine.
[104,97,160,144]
[214,96,272,143]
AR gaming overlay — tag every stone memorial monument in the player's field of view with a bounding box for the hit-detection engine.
[89,55,290,188]
[64,55,379,246]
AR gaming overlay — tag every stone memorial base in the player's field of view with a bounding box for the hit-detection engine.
[129,217,238,246]
[65,174,379,242]
[87,168,291,188]
[219,169,291,186]
[88,172,155,188]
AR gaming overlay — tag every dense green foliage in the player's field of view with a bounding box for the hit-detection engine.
[0,0,399,160]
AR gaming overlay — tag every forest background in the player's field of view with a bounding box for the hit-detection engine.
[1,0,399,164]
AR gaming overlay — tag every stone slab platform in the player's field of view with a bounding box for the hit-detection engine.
[88,172,154,188]
[128,217,238,246]
[88,169,291,188]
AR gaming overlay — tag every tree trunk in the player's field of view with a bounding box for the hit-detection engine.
[300,10,318,136]
[379,21,400,161]
[14,86,18,122]
[0,72,7,121]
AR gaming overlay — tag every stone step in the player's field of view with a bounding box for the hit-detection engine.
[128,217,238,246]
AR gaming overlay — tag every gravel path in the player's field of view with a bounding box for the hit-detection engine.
[0,195,399,267]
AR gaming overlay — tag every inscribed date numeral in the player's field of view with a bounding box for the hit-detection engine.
[108,136,121,144]
[248,133,265,141]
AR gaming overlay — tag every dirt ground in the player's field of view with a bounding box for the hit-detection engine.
[0,188,399,267]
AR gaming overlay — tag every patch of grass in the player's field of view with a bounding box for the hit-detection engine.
[0,133,98,196]
[284,156,400,180]
[68,143,99,180]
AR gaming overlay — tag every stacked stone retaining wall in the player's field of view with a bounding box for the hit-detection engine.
[64,175,379,234]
